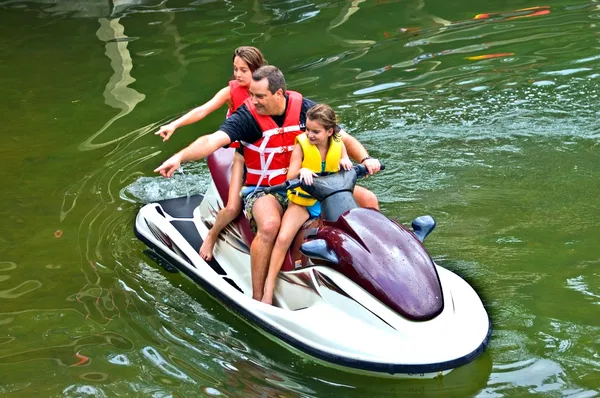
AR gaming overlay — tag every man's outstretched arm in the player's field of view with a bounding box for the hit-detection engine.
[339,130,381,175]
[154,130,232,177]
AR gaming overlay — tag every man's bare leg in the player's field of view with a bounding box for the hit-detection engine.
[353,185,379,209]
[249,194,284,300]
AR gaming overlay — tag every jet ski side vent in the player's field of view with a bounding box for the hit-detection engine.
[314,271,397,331]
[223,277,243,293]
[145,220,194,267]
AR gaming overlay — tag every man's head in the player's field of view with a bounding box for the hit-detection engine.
[250,65,287,115]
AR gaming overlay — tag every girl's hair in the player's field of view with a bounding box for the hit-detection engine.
[233,46,267,72]
[306,104,341,141]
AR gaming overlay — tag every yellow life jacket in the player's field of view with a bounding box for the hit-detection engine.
[287,133,343,207]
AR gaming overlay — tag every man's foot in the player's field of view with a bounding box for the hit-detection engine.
[260,295,273,305]
[199,232,217,261]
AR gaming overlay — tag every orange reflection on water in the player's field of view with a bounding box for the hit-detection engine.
[474,6,550,20]
[466,53,515,61]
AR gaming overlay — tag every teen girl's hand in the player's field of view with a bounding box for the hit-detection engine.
[299,167,318,185]
[339,157,352,171]
[155,123,177,142]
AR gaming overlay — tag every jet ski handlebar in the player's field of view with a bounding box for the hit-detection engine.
[262,164,384,195]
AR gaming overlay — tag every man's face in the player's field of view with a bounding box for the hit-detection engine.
[250,78,282,115]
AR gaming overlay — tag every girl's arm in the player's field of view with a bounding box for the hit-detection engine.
[288,143,317,185]
[287,144,303,180]
[339,141,352,170]
[156,86,231,141]
[230,152,245,197]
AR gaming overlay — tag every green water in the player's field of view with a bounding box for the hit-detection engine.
[1,0,599,396]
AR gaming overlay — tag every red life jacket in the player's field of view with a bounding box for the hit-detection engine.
[226,80,250,118]
[227,80,250,149]
[242,91,304,186]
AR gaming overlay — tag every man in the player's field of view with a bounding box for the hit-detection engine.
[155,65,381,301]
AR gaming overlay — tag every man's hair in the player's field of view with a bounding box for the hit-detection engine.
[252,65,286,94]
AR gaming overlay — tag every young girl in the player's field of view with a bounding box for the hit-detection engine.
[261,104,353,305]
[155,46,267,261]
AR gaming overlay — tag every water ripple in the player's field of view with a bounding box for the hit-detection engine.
[566,274,600,304]
[0,281,42,299]
[2,0,599,395]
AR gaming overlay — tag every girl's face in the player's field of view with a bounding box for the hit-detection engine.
[305,118,333,146]
[233,56,252,87]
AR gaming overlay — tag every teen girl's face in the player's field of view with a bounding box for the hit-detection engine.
[233,56,252,87]
[305,118,333,146]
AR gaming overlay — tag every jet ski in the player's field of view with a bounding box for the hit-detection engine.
[134,148,491,378]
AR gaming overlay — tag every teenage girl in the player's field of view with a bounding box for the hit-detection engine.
[155,46,267,261]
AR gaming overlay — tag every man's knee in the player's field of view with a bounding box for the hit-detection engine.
[251,194,284,239]
[354,187,379,209]
[256,218,281,241]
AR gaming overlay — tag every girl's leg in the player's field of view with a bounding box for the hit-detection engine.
[200,153,245,261]
[261,202,309,305]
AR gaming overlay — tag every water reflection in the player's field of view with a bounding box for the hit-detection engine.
[0,0,153,18]
[78,17,146,152]
[330,2,600,111]
[328,0,375,47]
[0,280,42,299]
[292,352,492,397]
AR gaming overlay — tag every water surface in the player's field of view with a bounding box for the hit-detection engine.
[1,0,599,396]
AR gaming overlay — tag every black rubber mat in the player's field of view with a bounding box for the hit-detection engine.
[170,220,226,275]
[158,195,203,219]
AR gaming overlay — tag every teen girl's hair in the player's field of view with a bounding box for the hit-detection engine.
[306,104,341,141]
[233,46,267,72]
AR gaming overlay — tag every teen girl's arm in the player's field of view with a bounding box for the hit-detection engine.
[156,86,231,141]
[338,130,381,175]
[339,141,352,171]
[229,152,245,203]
